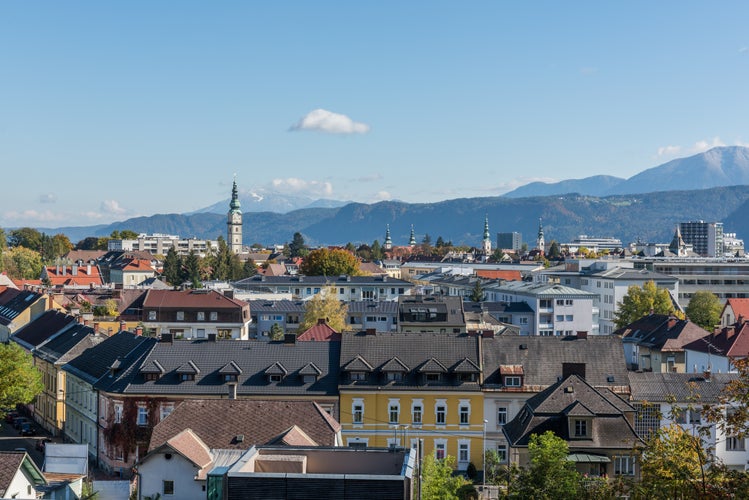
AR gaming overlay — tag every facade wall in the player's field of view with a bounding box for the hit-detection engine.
[64,375,99,459]
[139,453,205,500]
[6,468,38,500]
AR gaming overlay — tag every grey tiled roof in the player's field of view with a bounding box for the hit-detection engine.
[235,274,412,287]
[347,301,399,314]
[108,339,341,397]
[13,310,77,348]
[504,375,642,449]
[628,371,737,404]
[249,299,306,313]
[62,331,157,385]
[34,324,104,365]
[616,314,710,352]
[339,332,481,391]
[482,335,629,390]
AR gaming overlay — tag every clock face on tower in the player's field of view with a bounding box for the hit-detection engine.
[231,213,241,224]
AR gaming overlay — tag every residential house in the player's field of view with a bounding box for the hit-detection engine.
[224,446,415,500]
[109,258,158,288]
[628,371,748,471]
[339,332,483,471]
[503,374,644,478]
[0,288,49,342]
[397,296,466,334]
[32,321,104,436]
[615,314,711,372]
[481,334,630,465]
[62,331,158,468]
[98,250,162,284]
[92,335,340,477]
[248,299,305,340]
[348,300,398,332]
[138,399,342,500]
[683,321,749,374]
[482,281,598,336]
[0,451,47,500]
[141,289,252,340]
[474,301,534,336]
[40,262,104,289]
[233,274,414,302]
[719,298,749,328]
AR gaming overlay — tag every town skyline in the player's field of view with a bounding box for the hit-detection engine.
[3,2,749,228]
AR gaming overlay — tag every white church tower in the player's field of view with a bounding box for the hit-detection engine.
[227,177,243,254]
[482,215,492,255]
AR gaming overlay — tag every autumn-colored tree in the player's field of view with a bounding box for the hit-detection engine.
[298,287,348,332]
[1,246,44,279]
[685,290,722,331]
[300,248,360,276]
[0,343,43,417]
[614,281,678,329]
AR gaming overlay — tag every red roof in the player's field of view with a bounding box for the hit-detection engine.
[724,299,749,323]
[143,289,248,309]
[42,265,103,286]
[297,320,342,342]
[476,270,522,281]
[123,259,155,272]
[685,322,749,359]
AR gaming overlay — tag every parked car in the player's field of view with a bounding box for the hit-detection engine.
[13,416,29,429]
[19,422,36,436]
[5,411,19,423]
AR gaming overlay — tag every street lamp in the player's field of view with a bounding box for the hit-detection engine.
[482,419,488,493]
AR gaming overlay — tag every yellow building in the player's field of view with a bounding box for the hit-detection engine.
[0,289,51,342]
[339,332,484,471]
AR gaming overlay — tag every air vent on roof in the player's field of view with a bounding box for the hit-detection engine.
[236,434,245,443]
[607,375,615,383]
[564,385,574,393]
[519,344,528,350]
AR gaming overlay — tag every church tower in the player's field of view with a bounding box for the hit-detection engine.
[227,178,243,254]
[482,215,492,255]
[384,224,393,250]
[409,225,416,247]
[537,217,545,255]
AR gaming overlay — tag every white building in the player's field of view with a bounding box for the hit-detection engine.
[108,233,218,257]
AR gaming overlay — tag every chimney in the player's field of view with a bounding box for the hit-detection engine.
[77,315,84,324]
[481,330,495,339]
[160,333,173,343]
[365,328,376,336]
[283,333,296,345]
[48,294,54,309]
[83,319,89,326]
[87,264,92,275]
[317,318,327,326]
[93,322,100,333]
[228,382,237,400]
[576,331,588,340]
[72,264,78,276]
[119,320,127,332]
[208,333,217,342]
[61,266,66,276]
[667,317,678,329]
[223,290,235,300]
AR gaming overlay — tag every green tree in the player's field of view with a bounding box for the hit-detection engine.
[162,247,183,286]
[269,323,284,341]
[288,232,309,258]
[298,287,348,332]
[0,227,7,251]
[371,240,383,261]
[9,227,43,250]
[421,454,470,500]
[344,242,356,254]
[42,233,73,262]
[241,257,257,278]
[75,236,105,250]
[300,248,360,276]
[111,229,139,239]
[469,280,485,302]
[210,237,232,281]
[436,236,445,248]
[614,281,677,329]
[514,431,579,500]
[547,240,561,260]
[1,246,44,279]
[685,290,722,331]
[184,251,202,288]
[0,343,43,416]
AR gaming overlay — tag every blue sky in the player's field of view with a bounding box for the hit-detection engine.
[2,1,749,228]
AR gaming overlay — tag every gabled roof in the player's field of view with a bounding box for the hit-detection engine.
[380,357,409,373]
[451,358,481,374]
[343,355,374,372]
[265,362,288,376]
[176,360,200,375]
[482,335,629,390]
[34,324,104,365]
[297,321,341,342]
[0,451,46,496]
[148,400,341,452]
[41,265,103,286]
[142,289,248,310]
[13,310,77,349]
[105,339,340,397]
[723,298,749,322]
[166,429,213,469]
[266,425,319,447]
[219,361,242,376]
[140,360,165,375]
[615,314,710,352]
[503,375,642,449]
[299,362,321,376]
[683,322,749,359]
[0,289,44,326]
[417,358,448,373]
[628,371,737,404]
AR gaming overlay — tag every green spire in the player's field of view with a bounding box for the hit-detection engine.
[229,178,241,214]
[409,225,416,246]
[385,224,392,246]
[483,215,490,241]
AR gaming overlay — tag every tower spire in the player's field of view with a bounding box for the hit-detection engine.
[409,225,416,247]
[227,177,243,254]
[482,215,491,255]
[384,224,393,250]
[537,217,545,254]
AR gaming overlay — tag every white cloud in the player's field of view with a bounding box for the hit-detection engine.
[100,199,127,215]
[372,191,392,201]
[290,109,370,134]
[2,209,68,223]
[692,137,726,153]
[657,145,682,158]
[38,193,57,204]
[656,137,730,160]
[269,178,334,197]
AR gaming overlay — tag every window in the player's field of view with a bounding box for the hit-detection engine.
[566,315,573,321]
[425,373,440,382]
[556,315,564,322]
[137,406,148,426]
[196,328,205,338]
[348,438,367,449]
[197,311,205,321]
[519,317,528,324]
[180,373,195,382]
[565,299,573,305]
[497,407,507,426]
[688,409,701,425]
[114,403,123,424]
[389,400,400,424]
[727,436,745,451]
[436,402,446,425]
[504,376,521,387]
[412,403,423,424]
[176,311,184,321]
[386,371,403,381]
[614,455,635,475]
[353,400,364,424]
[224,374,238,382]
[540,299,551,308]
[435,440,447,459]
[210,311,218,321]
[350,371,366,381]
[497,444,508,463]
[217,329,232,339]
[459,402,470,425]
[148,311,156,320]
[160,404,174,421]
[269,374,282,383]
[556,299,564,306]
[574,419,588,437]
[458,441,470,463]
[163,480,174,495]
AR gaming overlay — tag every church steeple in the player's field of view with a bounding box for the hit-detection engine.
[482,215,491,255]
[227,177,243,254]
[537,217,545,254]
[384,224,393,250]
[409,225,416,247]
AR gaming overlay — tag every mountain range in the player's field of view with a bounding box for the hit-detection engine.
[39,146,749,248]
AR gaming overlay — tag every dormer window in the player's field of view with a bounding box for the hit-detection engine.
[176,311,184,321]
[219,361,242,384]
[299,362,322,384]
[224,374,238,382]
[504,376,522,387]
[197,311,205,321]
[180,373,195,382]
[265,362,288,383]
[269,374,282,383]
[499,365,524,387]
[425,373,441,382]
[573,418,589,437]
[176,360,200,383]
[381,356,409,383]
[144,373,160,382]
[387,372,403,381]
[350,372,366,381]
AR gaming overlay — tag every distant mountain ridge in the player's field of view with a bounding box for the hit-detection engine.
[48,185,749,249]
[190,189,348,215]
[503,146,749,198]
